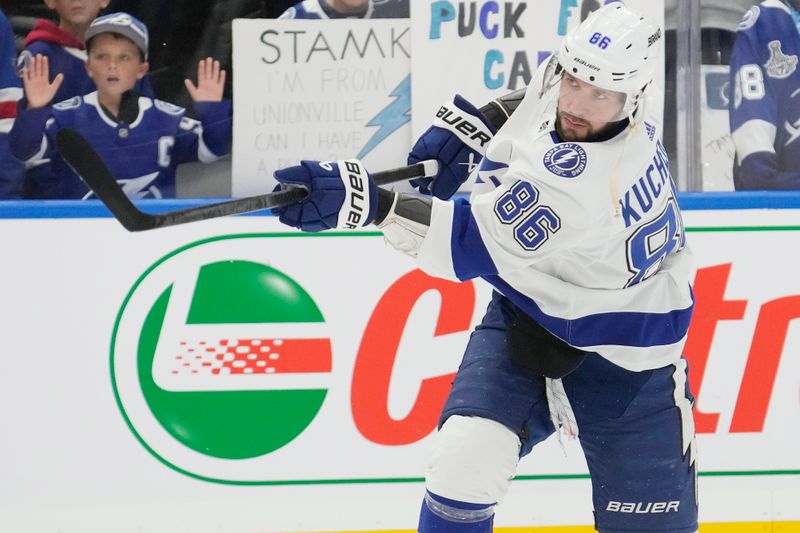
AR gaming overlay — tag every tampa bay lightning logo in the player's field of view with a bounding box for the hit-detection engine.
[543,143,587,178]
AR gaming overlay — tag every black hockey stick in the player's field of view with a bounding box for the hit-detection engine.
[55,128,439,232]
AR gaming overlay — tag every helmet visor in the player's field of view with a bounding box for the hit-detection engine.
[558,72,629,124]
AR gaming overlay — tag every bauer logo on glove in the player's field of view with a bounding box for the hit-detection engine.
[434,102,493,151]
[338,160,370,229]
[408,94,496,200]
[272,159,377,232]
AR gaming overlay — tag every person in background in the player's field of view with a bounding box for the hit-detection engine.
[10,13,231,199]
[279,0,408,19]
[661,0,758,171]
[729,0,800,189]
[17,0,155,198]
[18,0,153,102]
[0,9,24,198]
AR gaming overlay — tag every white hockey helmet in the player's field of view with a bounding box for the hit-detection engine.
[557,3,662,118]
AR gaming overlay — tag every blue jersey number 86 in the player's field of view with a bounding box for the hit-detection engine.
[494,181,561,251]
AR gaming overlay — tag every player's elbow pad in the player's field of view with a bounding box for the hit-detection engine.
[479,87,526,130]
[375,189,432,257]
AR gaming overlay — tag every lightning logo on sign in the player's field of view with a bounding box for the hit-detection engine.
[357,74,411,159]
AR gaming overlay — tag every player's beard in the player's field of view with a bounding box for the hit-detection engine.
[555,110,623,142]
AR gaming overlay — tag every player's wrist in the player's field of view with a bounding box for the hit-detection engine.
[374,188,396,225]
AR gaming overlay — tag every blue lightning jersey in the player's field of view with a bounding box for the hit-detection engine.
[729,0,800,189]
[279,0,408,19]
[414,61,694,371]
[9,93,231,199]
[1,10,23,198]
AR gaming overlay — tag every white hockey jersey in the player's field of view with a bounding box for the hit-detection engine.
[415,62,695,372]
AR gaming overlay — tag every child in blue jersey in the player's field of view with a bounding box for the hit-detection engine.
[10,13,231,199]
[0,9,24,198]
[279,0,408,19]
[17,0,154,198]
[729,0,800,189]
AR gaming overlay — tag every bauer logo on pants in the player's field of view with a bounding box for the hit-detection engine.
[112,236,335,481]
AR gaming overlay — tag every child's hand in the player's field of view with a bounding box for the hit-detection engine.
[184,57,226,103]
[20,54,63,109]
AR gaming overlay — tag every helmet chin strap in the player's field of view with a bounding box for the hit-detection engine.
[538,56,563,100]
[605,84,651,219]
[609,119,638,218]
[610,84,652,218]
[622,82,652,124]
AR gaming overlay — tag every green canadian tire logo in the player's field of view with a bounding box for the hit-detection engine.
[112,237,333,480]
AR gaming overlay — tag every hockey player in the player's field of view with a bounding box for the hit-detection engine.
[10,13,231,199]
[0,9,24,198]
[272,4,697,532]
[729,0,800,189]
[279,0,408,19]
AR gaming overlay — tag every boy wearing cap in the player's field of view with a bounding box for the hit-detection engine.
[10,13,232,199]
[18,0,154,198]
[18,0,153,104]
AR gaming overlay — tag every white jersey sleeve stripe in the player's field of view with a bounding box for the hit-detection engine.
[417,198,459,280]
[197,128,222,163]
[731,119,777,164]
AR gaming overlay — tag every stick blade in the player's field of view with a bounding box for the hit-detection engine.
[55,128,154,231]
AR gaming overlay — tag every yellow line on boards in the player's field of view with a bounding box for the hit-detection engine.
[307,523,800,533]
[497,525,800,533]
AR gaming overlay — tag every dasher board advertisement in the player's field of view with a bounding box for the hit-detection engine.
[0,204,798,532]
